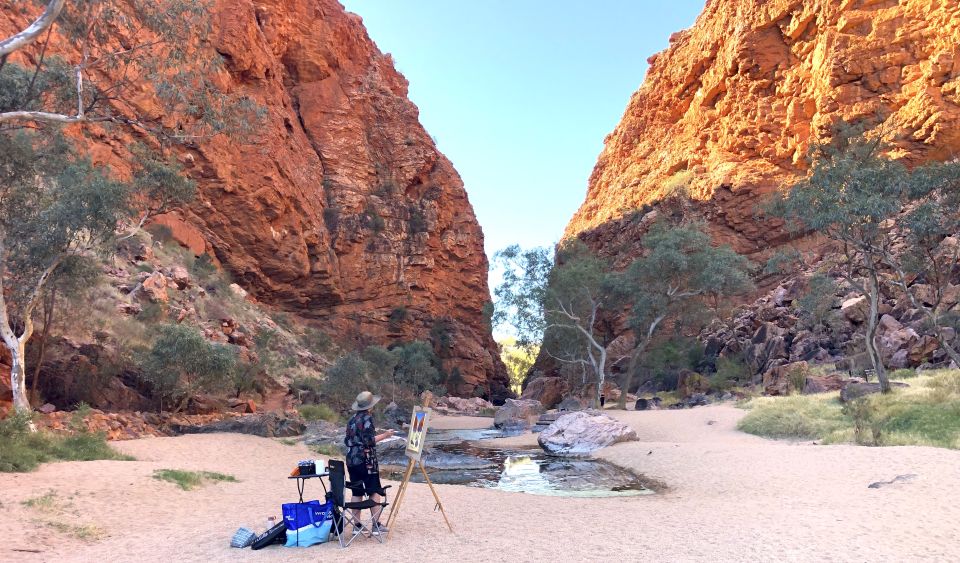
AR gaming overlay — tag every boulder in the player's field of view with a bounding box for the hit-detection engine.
[520,376,566,409]
[493,398,544,430]
[802,373,845,394]
[762,361,809,396]
[141,272,169,303]
[840,381,910,403]
[537,411,638,456]
[841,296,868,323]
[557,397,585,411]
[909,335,940,364]
[634,396,663,411]
[677,370,710,398]
[671,393,710,409]
[382,401,409,428]
[173,412,305,437]
[170,266,191,290]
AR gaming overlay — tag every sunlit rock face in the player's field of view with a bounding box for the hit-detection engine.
[566,0,960,255]
[0,0,508,394]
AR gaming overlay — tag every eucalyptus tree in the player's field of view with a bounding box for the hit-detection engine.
[493,241,622,407]
[616,222,752,408]
[0,132,129,413]
[771,123,960,391]
[0,0,259,414]
[0,0,257,136]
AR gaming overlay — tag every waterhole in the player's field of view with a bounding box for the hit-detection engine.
[381,427,654,498]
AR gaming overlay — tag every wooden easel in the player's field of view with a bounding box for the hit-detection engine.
[385,392,453,537]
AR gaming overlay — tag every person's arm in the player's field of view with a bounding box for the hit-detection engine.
[374,428,395,443]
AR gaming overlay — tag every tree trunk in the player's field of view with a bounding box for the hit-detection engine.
[865,270,889,393]
[595,348,607,410]
[9,339,31,413]
[617,352,639,410]
[31,286,56,403]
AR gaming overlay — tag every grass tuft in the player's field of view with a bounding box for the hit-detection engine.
[311,444,342,458]
[153,469,238,490]
[737,370,960,448]
[0,413,133,473]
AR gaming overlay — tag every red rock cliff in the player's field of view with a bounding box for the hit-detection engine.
[1,0,508,394]
[567,0,960,255]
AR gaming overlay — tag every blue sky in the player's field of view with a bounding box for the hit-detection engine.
[341,1,705,257]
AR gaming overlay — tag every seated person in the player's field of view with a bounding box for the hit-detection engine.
[344,391,395,532]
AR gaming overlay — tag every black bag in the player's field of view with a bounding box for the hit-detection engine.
[251,521,287,550]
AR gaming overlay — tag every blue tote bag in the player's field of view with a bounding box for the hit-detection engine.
[282,500,333,547]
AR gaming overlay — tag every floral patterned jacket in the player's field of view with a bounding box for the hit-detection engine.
[344,411,378,472]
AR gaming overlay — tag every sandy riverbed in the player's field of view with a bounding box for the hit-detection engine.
[2,406,959,562]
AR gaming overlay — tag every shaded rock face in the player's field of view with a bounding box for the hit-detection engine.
[0,1,507,395]
[171,411,306,438]
[537,411,638,456]
[567,0,960,256]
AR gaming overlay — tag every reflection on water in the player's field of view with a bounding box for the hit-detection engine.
[382,427,653,498]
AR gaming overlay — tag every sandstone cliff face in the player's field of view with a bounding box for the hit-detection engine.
[0,0,507,394]
[567,0,960,255]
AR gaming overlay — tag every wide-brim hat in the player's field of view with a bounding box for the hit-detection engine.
[351,391,381,411]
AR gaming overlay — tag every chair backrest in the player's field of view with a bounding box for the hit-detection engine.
[327,459,346,508]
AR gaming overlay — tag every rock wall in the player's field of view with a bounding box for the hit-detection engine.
[0,0,508,394]
[567,0,960,256]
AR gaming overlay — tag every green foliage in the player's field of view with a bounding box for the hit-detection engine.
[796,274,839,330]
[763,248,803,275]
[153,469,238,491]
[298,404,340,423]
[710,355,753,393]
[0,131,130,306]
[787,363,810,395]
[128,145,197,217]
[492,244,554,349]
[321,352,374,412]
[0,412,132,473]
[393,341,442,394]
[301,327,333,354]
[634,337,705,391]
[1,1,260,139]
[140,324,238,412]
[499,337,538,395]
[321,341,443,413]
[429,317,454,357]
[408,205,428,233]
[623,222,753,333]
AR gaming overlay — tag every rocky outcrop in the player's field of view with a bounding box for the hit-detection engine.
[493,398,545,430]
[0,0,508,395]
[567,0,960,256]
[537,411,638,456]
[171,411,306,438]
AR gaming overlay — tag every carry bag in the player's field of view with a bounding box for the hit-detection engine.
[251,521,287,550]
[282,499,333,547]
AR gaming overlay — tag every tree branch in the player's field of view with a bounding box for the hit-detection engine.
[0,0,66,57]
[19,254,64,345]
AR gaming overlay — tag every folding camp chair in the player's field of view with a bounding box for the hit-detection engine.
[327,459,391,547]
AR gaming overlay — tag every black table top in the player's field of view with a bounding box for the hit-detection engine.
[288,472,329,479]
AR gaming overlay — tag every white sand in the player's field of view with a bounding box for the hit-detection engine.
[3,406,959,562]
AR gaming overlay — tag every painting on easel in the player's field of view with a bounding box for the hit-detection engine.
[405,407,430,461]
